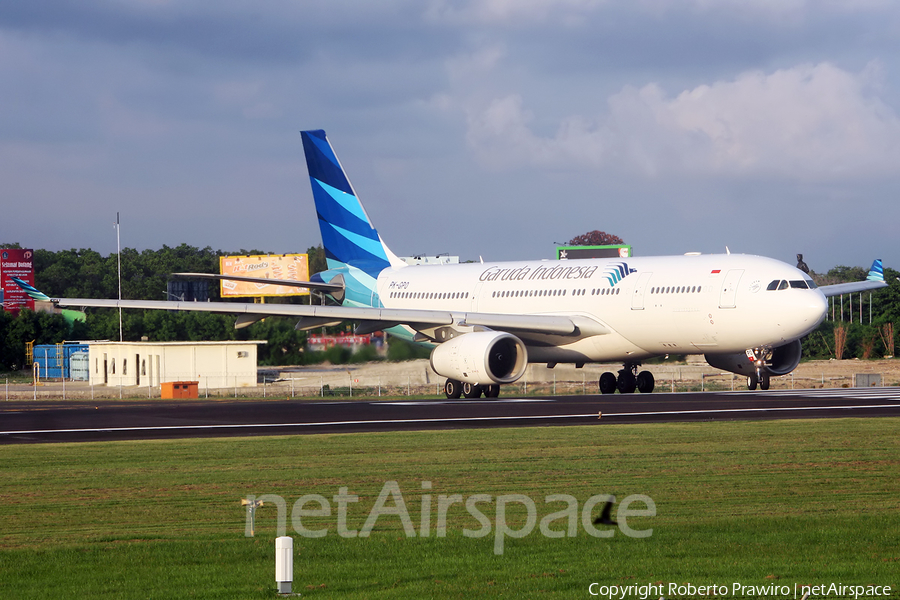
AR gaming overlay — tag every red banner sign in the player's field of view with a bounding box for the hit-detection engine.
[1,248,35,316]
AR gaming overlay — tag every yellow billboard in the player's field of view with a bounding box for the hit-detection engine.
[219,254,310,298]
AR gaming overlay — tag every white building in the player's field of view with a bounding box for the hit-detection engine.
[87,341,266,389]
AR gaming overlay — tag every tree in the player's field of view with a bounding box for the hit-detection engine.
[567,230,624,246]
[0,309,70,370]
[306,245,327,275]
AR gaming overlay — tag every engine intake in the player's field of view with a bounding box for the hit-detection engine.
[704,339,803,377]
[430,331,528,385]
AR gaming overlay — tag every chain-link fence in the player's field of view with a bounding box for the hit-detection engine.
[1,363,883,401]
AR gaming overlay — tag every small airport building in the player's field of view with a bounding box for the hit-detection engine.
[87,341,266,389]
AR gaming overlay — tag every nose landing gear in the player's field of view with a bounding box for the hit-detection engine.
[745,347,773,390]
[747,369,770,391]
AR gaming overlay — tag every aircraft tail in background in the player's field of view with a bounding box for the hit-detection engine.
[819,258,887,297]
[867,258,885,282]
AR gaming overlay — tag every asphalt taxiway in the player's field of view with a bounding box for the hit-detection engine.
[2,386,899,444]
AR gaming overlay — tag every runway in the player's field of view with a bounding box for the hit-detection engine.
[2,387,900,444]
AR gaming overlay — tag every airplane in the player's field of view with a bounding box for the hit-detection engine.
[12,129,888,397]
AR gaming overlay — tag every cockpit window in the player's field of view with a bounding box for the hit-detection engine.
[768,279,817,291]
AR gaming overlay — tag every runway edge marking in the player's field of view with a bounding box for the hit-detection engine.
[2,403,900,436]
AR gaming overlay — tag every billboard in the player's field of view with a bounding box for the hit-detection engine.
[219,254,310,298]
[1,248,35,315]
[557,245,632,260]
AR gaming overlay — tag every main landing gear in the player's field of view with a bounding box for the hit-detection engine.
[599,363,655,394]
[444,379,500,399]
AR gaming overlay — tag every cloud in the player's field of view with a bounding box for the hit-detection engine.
[426,0,892,27]
[426,0,604,25]
[461,62,900,179]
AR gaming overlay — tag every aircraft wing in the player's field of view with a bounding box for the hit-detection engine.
[46,298,606,336]
[819,280,888,297]
[171,272,344,294]
[13,279,608,338]
[818,259,888,298]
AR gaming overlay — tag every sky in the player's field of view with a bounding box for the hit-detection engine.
[2,0,899,274]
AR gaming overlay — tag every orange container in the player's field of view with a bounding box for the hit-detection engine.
[161,381,199,399]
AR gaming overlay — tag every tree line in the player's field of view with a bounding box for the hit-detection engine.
[0,242,897,371]
[0,243,425,370]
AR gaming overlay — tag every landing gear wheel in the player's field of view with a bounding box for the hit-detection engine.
[617,370,637,394]
[599,372,617,394]
[636,371,655,394]
[462,382,483,399]
[444,379,462,399]
[759,373,770,391]
[747,374,758,391]
[484,384,500,398]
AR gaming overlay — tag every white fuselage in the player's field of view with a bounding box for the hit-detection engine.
[377,253,827,364]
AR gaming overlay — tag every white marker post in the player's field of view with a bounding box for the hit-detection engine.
[275,536,293,595]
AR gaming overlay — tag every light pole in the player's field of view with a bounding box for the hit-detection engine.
[115,212,122,342]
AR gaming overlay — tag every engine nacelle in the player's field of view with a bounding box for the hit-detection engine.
[430,331,528,385]
[704,339,803,377]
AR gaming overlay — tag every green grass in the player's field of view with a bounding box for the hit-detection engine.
[0,419,898,598]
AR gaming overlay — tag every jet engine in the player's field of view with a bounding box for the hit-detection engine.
[704,339,803,377]
[430,331,528,385]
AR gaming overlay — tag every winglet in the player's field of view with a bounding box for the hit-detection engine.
[866,259,884,282]
[9,277,52,303]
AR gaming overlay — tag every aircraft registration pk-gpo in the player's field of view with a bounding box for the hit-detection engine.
[14,130,887,397]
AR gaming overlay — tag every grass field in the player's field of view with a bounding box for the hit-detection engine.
[0,418,898,599]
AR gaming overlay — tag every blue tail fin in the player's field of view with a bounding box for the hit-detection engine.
[301,130,402,280]
[10,277,51,302]
[867,259,884,282]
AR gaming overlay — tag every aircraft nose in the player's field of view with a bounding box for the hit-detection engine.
[782,291,828,339]
[804,292,828,329]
